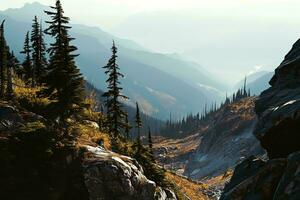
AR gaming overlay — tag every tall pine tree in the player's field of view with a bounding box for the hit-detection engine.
[31,16,47,86]
[102,41,128,137]
[44,0,85,119]
[0,20,8,98]
[20,31,33,86]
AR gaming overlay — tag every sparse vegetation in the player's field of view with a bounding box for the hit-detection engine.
[165,172,209,200]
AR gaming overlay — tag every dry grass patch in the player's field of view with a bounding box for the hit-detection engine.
[71,124,111,150]
[166,172,210,200]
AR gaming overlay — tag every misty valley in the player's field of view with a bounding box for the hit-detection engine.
[0,1,299,200]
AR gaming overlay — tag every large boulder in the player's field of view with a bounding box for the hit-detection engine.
[83,145,177,200]
[0,103,23,131]
[221,157,286,200]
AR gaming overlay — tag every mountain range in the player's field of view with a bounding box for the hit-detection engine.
[0,2,226,120]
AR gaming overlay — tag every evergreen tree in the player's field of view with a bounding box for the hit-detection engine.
[124,114,132,140]
[0,20,8,98]
[31,16,47,86]
[102,41,128,137]
[6,51,15,99]
[148,127,154,161]
[20,31,33,86]
[148,126,153,151]
[243,76,247,97]
[135,102,142,142]
[44,0,85,119]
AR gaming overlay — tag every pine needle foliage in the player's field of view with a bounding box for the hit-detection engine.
[102,41,128,137]
[43,0,85,120]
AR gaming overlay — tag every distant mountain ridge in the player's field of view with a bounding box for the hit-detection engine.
[0,2,225,120]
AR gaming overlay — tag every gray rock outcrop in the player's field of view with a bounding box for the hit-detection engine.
[83,145,177,200]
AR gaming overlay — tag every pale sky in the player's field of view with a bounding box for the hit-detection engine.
[1,0,300,30]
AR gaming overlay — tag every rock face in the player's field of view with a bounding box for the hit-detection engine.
[184,98,264,179]
[254,40,300,158]
[83,145,177,200]
[221,39,300,199]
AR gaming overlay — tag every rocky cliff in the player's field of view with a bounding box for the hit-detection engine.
[221,39,300,199]
[0,101,177,200]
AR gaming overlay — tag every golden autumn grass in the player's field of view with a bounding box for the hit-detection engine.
[13,78,111,150]
[202,169,233,188]
[165,172,210,200]
[153,133,202,158]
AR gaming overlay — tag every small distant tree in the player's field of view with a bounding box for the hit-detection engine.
[133,102,143,156]
[102,41,128,137]
[243,76,247,97]
[148,126,153,150]
[6,51,15,99]
[44,0,85,119]
[135,102,142,142]
[147,126,155,161]
[124,114,132,140]
[0,20,8,98]
[20,31,33,86]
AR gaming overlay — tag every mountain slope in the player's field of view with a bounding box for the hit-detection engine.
[0,2,225,119]
[153,97,264,182]
[234,71,274,95]
[247,72,273,95]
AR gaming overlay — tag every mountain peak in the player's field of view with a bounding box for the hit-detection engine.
[2,2,48,22]
[23,2,45,8]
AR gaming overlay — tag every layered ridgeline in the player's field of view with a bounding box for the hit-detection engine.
[221,39,300,200]
[0,2,225,120]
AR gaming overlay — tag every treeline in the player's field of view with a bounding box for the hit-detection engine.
[160,78,251,138]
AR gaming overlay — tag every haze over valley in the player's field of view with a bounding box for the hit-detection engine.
[1,1,300,200]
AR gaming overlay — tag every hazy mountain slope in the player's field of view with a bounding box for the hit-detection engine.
[120,48,226,94]
[112,11,293,83]
[247,72,273,95]
[0,2,224,119]
[234,71,273,95]
[234,71,269,89]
